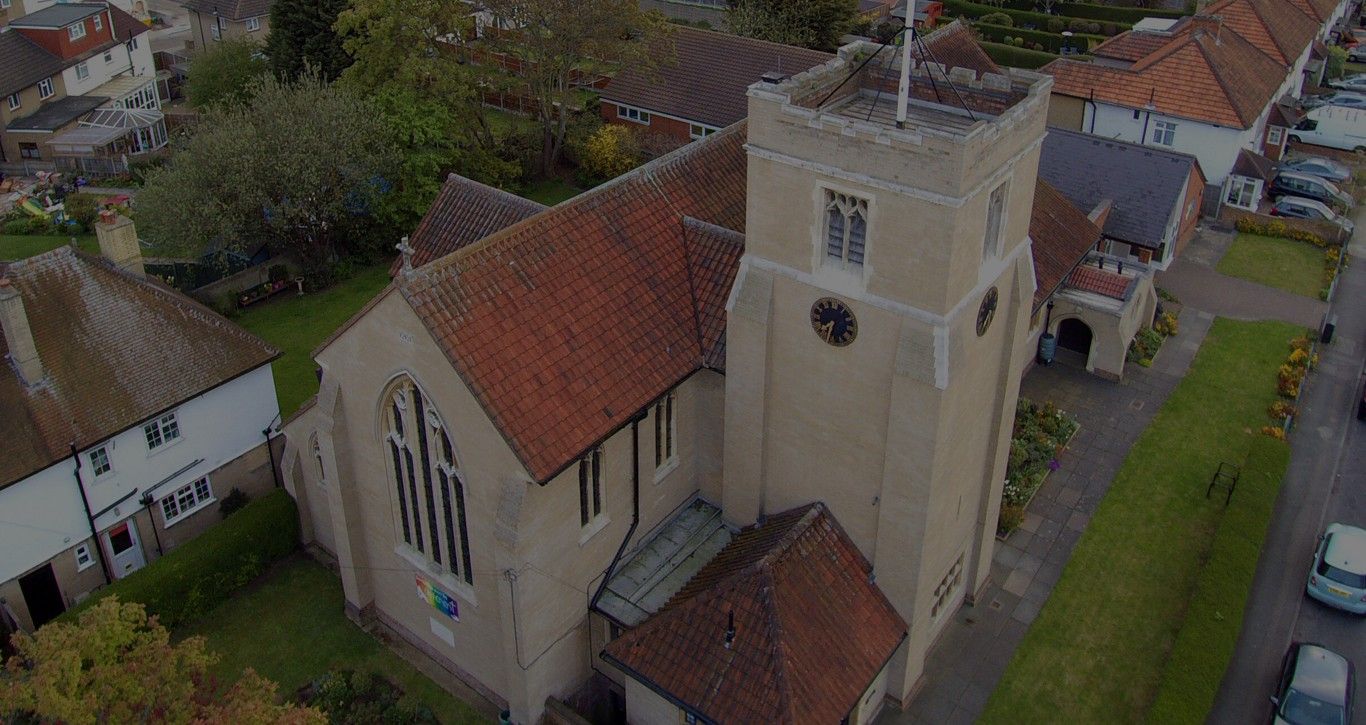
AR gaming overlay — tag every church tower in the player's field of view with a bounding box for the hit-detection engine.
[722,39,1053,703]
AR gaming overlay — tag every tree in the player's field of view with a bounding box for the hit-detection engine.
[576,124,642,181]
[1,598,323,725]
[137,72,399,281]
[726,0,858,51]
[267,0,351,81]
[475,0,672,175]
[187,36,270,108]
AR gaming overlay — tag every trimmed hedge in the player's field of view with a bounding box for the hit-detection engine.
[974,22,1103,53]
[944,0,1132,35]
[65,489,299,630]
[1145,437,1291,723]
[980,40,1062,69]
[1054,1,1186,21]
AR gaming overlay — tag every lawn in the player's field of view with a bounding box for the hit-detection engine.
[0,234,98,260]
[178,556,489,724]
[980,319,1299,724]
[520,178,583,206]
[1216,233,1326,298]
[235,263,391,418]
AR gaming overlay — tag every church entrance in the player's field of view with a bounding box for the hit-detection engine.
[1055,318,1093,368]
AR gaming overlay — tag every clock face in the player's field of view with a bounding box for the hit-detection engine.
[977,286,999,337]
[810,297,858,347]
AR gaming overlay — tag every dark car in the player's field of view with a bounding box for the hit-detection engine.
[1280,156,1354,183]
[1269,197,1355,237]
[1269,172,1354,210]
[1271,643,1355,725]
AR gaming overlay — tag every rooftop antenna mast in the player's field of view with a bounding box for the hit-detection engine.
[895,0,918,128]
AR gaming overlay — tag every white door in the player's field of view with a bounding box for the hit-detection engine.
[104,520,146,579]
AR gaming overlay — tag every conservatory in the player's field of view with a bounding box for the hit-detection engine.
[45,107,168,176]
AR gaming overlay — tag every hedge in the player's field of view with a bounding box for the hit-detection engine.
[64,489,300,630]
[974,22,1104,53]
[1145,437,1291,723]
[986,0,1186,22]
[979,40,1063,69]
[943,0,1132,35]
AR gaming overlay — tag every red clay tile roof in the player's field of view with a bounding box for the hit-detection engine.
[391,174,546,276]
[603,503,907,725]
[1288,0,1338,24]
[909,20,1001,77]
[1044,18,1288,128]
[1199,0,1317,65]
[400,125,747,483]
[1232,147,1277,182]
[1066,264,1133,300]
[682,217,743,371]
[601,26,833,129]
[1091,31,1174,63]
[0,248,278,488]
[1029,180,1101,311]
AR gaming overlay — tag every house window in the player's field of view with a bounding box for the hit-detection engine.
[1224,177,1258,209]
[654,391,676,473]
[984,181,1008,259]
[160,476,214,525]
[75,62,89,81]
[689,123,715,139]
[74,543,95,571]
[127,36,139,51]
[19,142,40,159]
[1132,109,1141,120]
[68,22,87,41]
[38,78,54,99]
[210,20,221,40]
[6,93,18,111]
[88,446,112,476]
[930,554,964,620]
[104,50,113,63]
[823,190,868,268]
[143,411,181,450]
[245,16,260,31]
[1151,120,1177,146]
[1267,126,1284,145]
[616,104,650,124]
[382,377,473,584]
[311,436,326,487]
[0,0,10,9]
[579,447,603,527]
[93,14,102,31]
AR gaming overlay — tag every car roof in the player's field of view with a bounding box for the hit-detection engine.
[1278,171,1326,183]
[1325,523,1366,574]
[1292,644,1353,703]
[1288,157,1345,167]
[1277,197,1332,212]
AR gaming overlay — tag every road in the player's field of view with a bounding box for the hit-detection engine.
[1210,214,1366,724]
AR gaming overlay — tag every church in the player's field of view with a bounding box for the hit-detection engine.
[280,24,1079,723]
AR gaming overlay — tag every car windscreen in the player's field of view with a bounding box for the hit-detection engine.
[1317,557,1366,588]
[1282,689,1346,725]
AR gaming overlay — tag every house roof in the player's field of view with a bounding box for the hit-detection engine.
[390,174,546,276]
[600,26,833,129]
[1044,17,1290,128]
[0,4,150,98]
[1029,180,1102,311]
[6,95,109,131]
[603,503,908,725]
[1090,30,1173,63]
[0,247,279,488]
[1066,264,1133,300]
[1231,147,1277,182]
[1039,128,1202,249]
[1288,0,1339,24]
[179,0,273,21]
[913,20,1002,76]
[1197,0,1317,66]
[9,3,105,29]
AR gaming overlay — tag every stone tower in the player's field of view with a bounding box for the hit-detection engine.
[722,42,1053,702]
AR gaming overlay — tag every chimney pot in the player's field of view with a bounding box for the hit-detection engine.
[759,71,788,85]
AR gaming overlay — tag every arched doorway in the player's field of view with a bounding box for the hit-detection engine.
[1055,317,1093,367]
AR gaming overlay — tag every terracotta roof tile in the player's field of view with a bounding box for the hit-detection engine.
[603,503,908,724]
[1066,264,1133,299]
[1091,31,1173,63]
[909,20,1002,77]
[0,248,278,488]
[1029,180,1100,311]
[1199,0,1317,65]
[391,174,546,275]
[1232,147,1277,181]
[682,217,743,371]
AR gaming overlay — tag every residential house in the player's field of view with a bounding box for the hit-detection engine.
[280,25,1061,723]
[0,0,145,28]
[1043,0,1341,196]
[0,216,280,637]
[0,1,157,174]
[180,0,271,50]
[1039,127,1205,269]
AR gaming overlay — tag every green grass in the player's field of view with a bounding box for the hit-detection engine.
[1147,436,1291,722]
[178,556,487,724]
[520,178,583,206]
[980,318,1301,724]
[235,263,391,418]
[1216,233,1326,298]
[0,234,98,260]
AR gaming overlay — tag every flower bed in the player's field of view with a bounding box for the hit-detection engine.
[1261,333,1317,439]
[1127,310,1180,367]
[998,398,1079,536]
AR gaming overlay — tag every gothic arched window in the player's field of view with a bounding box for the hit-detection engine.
[381,377,473,585]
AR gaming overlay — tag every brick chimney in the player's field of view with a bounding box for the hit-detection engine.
[95,210,144,277]
[1189,14,1222,42]
[0,278,44,387]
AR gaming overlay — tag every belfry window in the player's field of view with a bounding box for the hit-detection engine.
[824,190,868,268]
[382,377,473,584]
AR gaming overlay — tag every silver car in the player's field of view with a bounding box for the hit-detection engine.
[1280,156,1353,183]
[1270,197,1356,238]
[1307,523,1366,614]
[1302,92,1366,110]
[1271,643,1355,725]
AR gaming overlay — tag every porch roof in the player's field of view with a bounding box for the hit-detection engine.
[89,75,157,104]
[6,95,109,132]
[46,125,129,153]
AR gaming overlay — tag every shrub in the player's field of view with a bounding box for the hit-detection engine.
[3,218,29,235]
[980,11,1014,24]
[302,670,439,724]
[65,489,299,630]
[219,487,251,518]
[1046,17,1064,32]
[979,40,1060,69]
[62,193,101,228]
[1153,311,1179,337]
[998,504,1026,536]
[1067,18,1088,31]
[997,398,1077,534]
[575,124,642,182]
[1268,400,1297,420]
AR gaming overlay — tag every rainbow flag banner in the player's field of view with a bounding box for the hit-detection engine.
[416,576,459,620]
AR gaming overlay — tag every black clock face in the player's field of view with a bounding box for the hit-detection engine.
[810,297,858,347]
[977,286,999,337]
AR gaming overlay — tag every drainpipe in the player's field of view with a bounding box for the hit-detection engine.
[264,413,282,489]
[137,492,165,556]
[69,443,112,585]
[590,411,644,609]
[1086,89,1098,134]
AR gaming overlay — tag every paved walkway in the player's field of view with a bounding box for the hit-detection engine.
[1159,228,1328,329]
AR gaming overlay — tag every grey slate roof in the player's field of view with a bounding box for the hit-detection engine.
[179,0,273,21]
[9,2,105,28]
[6,95,109,131]
[1039,128,1202,249]
[0,31,67,98]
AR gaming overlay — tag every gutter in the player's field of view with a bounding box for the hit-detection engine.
[600,650,718,725]
[69,443,112,585]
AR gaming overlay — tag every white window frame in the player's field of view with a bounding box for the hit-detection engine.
[6,93,19,111]
[653,391,677,480]
[103,49,114,64]
[68,21,86,41]
[1267,126,1284,145]
[823,189,869,270]
[245,16,261,31]
[579,447,605,531]
[37,78,54,99]
[616,103,651,125]
[127,36,139,51]
[75,62,89,81]
[89,445,112,477]
[0,0,11,10]
[1224,177,1258,210]
[93,13,102,31]
[209,20,221,40]
[1151,120,1177,146]
[74,542,95,571]
[143,411,181,451]
[160,476,214,526]
[984,181,1008,260]
[688,122,716,140]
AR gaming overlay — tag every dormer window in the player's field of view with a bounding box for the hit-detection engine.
[68,22,86,41]
[824,190,867,269]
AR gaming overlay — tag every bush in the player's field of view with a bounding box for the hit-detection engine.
[219,487,251,518]
[979,40,1061,69]
[1127,325,1165,365]
[1046,17,1064,32]
[65,489,299,630]
[302,670,439,724]
[575,124,643,182]
[943,0,1131,36]
[980,11,1013,25]
[3,218,29,235]
[62,193,101,228]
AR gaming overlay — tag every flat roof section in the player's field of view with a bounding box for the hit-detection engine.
[10,3,106,29]
[7,95,109,132]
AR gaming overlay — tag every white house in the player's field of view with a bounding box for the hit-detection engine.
[0,217,280,637]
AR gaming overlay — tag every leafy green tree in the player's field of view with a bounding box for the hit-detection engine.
[266,0,351,80]
[187,36,270,108]
[137,72,399,281]
[727,0,858,51]
[1,598,323,725]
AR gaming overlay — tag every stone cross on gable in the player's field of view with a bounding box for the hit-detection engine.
[396,236,415,278]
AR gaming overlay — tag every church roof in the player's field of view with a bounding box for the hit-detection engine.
[603,503,908,724]
[391,174,546,275]
[1028,180,1102,311]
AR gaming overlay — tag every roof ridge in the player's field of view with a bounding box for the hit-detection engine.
[1193,33,1253,126]
[757,566,799,723]
[1047,127,1198,163]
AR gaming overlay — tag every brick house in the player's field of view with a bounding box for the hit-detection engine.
[180,0,272,50]
[0,0,146,29]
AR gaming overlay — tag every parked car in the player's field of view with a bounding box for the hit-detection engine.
[1269,172,1354,210]
[1271,643,1355,725]
[1330,75,1366,93]
[1302,92,1366,110]
[1289,104,1366,152]
[1279,156,1353,183]
[1350,45,1366,62]
[1306,523,1366,614]
[1269,198,1356,237]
